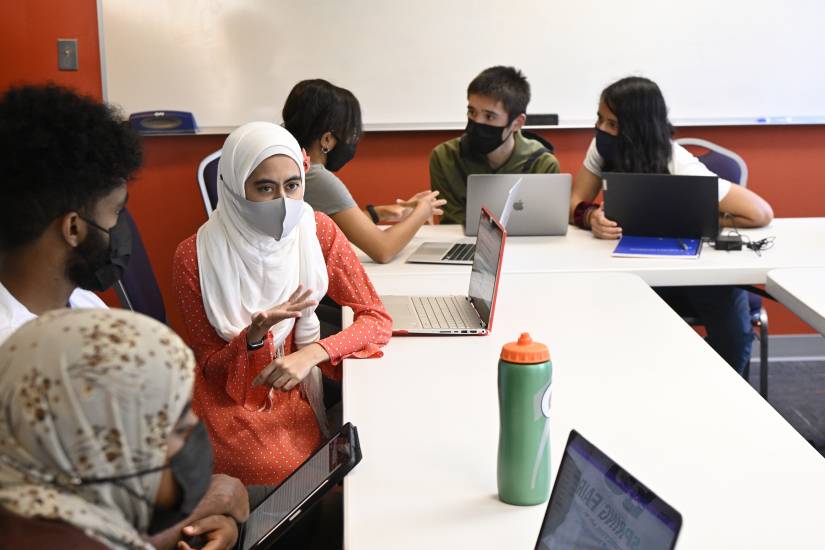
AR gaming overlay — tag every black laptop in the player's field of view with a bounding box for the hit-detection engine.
[236,423,362,550]
[603,173,719,240]
[534,430,682,550]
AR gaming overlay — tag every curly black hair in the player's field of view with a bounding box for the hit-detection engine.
[0,84,143,251]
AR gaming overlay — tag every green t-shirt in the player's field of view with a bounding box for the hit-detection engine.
[429,131,560,225]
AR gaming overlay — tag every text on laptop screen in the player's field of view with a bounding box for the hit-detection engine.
[536,432,680,550]
[242,433,352,550]
[468,212,504,326]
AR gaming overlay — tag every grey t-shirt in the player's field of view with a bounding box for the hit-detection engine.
[304,163,357,216]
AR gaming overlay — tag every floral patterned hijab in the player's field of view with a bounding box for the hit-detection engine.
[0,308,195,549]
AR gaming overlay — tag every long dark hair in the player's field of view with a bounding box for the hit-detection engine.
[601,76,673,174]
[282,79,363,149]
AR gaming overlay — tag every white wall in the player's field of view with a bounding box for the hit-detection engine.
[100,0,825,131]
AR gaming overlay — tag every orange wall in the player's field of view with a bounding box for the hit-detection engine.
[0,1,101,99]
[2,1,823,334]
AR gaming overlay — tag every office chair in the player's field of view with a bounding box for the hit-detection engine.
[198,149,221,216]
[520,130,555,153]
[114,209,167,324]
[675,138,769,399]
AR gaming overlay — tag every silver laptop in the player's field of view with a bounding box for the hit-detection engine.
[406,240,476,265]
[465,173,572,236]
[405,174,544,266]
[383,208,506,335]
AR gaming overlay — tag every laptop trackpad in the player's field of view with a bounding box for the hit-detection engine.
[381,295,420,330]
[406,242,451,264]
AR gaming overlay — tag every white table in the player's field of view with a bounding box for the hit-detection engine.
[343,272,825,549]
[767,268,825,335]
[356,218,825,286]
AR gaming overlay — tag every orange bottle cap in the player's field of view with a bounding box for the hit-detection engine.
[500,332,550,364]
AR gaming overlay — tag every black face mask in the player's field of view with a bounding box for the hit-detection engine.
[147,420,215,534]
[326,135,357,172]
[68,210,133,292]
[463,119,511,156]
[595,128,619,171]
[168,421,214,514]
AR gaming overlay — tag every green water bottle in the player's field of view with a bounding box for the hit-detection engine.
[497,332,553,506]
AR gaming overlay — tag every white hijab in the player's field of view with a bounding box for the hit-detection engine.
[196,122,328,347]
[0,308,195,550]
[196,122,329,430]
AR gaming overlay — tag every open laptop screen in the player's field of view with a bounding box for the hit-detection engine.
[535,430,681,550]
[603,173,718,240]
[468,208,505,329]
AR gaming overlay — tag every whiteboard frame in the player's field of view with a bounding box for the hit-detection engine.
[97,0,108,103]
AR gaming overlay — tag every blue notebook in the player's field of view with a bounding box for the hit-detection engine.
[612,236,702,258]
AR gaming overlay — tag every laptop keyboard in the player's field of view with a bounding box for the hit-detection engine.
[411,296,476,329]
[442,243,475,262]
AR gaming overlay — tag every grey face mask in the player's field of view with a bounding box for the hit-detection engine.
[220,173,305,240]
[236,195,305,240]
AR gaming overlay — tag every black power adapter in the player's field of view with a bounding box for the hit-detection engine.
[715,234,743,251]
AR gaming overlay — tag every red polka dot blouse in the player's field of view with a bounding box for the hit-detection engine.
[173,212,391,485]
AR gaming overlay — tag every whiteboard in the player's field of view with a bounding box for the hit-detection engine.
[99,0,825,132]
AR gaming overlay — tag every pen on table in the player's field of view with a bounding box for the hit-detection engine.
[677,239,689,251]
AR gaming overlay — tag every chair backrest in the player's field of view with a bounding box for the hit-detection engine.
[114,209,167,324]
[520,129,555,153]
[197,149,221,216]
[675,137,748,187]
[676,139,762,312]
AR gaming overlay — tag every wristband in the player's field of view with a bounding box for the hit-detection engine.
[247,335,265,351]
[366,204,380,224]
[573,201,600,229]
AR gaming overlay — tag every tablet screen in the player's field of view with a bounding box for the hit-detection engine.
[241,430,353,550]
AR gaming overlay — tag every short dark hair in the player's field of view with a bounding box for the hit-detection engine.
[601,76,673,174]
[282,79,363,149]
[0,84,142,251]
[467,66,531,122]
